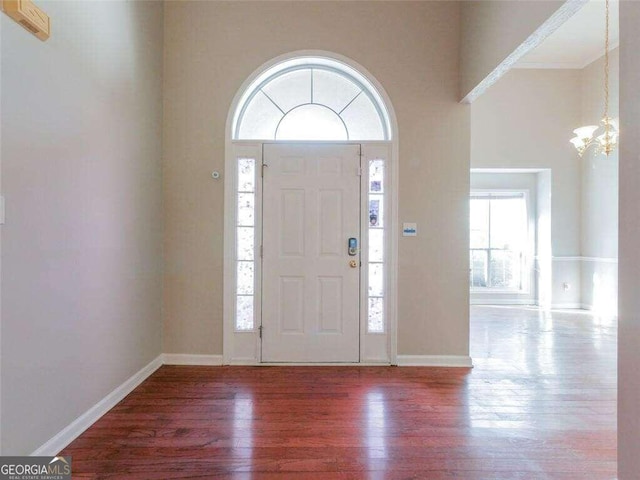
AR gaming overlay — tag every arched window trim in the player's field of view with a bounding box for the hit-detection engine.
[233,61,391,141]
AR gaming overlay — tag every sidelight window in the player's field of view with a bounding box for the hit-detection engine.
[368,159,386,332]
[236,158,256,330]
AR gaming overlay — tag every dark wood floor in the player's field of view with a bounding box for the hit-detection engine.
[63,306,617,479]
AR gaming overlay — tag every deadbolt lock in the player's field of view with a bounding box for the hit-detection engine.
[349,260,358,268]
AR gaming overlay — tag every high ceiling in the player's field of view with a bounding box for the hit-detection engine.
[516,0,619,69]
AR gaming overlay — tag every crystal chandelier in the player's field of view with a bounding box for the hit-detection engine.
[570,0,618,157]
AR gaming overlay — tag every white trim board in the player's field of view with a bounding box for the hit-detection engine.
[31,354,163,456]
[397,355,473,368]
[549,256,618,264]
[471,168,547,174]
[470,299,536,306]
[551,303,583,310]
[580,256,618,264]
[258,362,392,367]
[551,256,583,262]
[163,354,223,366]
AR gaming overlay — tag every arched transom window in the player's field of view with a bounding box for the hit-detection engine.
[233,58,390,141]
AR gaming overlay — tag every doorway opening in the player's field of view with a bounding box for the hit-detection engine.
[469,169,550,307]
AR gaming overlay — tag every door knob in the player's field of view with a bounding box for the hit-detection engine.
[349,260,358,268]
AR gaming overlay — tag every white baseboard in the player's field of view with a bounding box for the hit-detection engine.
[580,256,618,264]
[226,358,260,365]
[397,355,473,367]
[31,354,163,456]
[163,353,223,366]
[470,298,536,306]
[552,256,583,262]
[258,362,392,366]
[551,256,618,264]
[551,303,583,309]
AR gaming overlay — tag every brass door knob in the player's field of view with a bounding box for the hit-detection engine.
[349,260,358,268]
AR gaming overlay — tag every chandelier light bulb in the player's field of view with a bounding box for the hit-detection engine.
[573,125,599,142]
[569,137,584,149]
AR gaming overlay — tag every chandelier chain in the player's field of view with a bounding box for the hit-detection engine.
[568,0,618,157]
[604,0,610,126]
[604,0,613,155]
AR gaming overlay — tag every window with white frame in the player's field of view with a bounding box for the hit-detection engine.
[470,192,528,291]
[234,58,390,141]
[368,159,385,332]
[236,158,256,330]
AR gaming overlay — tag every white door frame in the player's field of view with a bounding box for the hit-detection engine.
[222,51,399,365]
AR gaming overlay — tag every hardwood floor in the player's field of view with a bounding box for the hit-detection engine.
[62,306,617,479]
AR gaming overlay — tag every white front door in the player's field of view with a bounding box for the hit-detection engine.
[261,143,361,362]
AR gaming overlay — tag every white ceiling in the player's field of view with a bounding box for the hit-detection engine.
[516,0,619,69]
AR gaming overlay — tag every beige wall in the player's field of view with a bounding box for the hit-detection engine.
[163,1,470,357]
[470,69,583,306]
[618,1,640,477]
[580,50,619,314]
[0,0,164,454]
[460,0,565,99]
